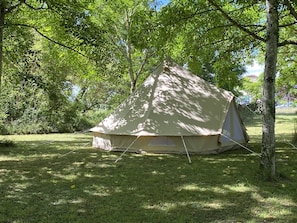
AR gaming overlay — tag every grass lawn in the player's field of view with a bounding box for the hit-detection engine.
[1,112,297,223]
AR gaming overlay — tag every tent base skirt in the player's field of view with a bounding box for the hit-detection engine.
[92,133,245,155]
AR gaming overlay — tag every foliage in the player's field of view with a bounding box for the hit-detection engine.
[157,0,262,92]
[0,0,116,134]
[240,74,263,102]
[0,139,14,147]
[85,0,163,94]
[276,52,297,103]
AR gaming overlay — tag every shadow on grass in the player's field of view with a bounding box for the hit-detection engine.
[1,134,297,223]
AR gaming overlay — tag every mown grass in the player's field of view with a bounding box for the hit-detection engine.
[0,113,297,223]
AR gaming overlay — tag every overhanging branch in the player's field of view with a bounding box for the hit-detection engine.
[11,23,87,57]
[207,0,266,43]
[24,2,47,10]
[278,39,297,46]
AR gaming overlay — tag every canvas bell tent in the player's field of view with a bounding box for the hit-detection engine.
[90,60,249,156]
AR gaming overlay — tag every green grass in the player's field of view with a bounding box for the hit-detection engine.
[1,113,297,223]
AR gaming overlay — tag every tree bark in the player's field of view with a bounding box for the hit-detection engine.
[0,2,5,94]
[124,9,136,94]
[260,0,279,179]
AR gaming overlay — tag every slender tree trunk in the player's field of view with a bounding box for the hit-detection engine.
[260,0,279,179]
[124,9,136,94]
[0,2,5,94]
[126,40,136,93]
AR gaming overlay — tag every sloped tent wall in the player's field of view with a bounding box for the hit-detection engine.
[91,60,249,154]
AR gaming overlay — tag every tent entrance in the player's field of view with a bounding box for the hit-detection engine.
[220,99,248,146]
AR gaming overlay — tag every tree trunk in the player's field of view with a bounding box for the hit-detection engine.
[0,2,5,94]
[260,0,279,179]
[124,9,136,94]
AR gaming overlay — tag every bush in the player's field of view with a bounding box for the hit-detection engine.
[0,97,112,134]
[0,139,15,147]
[0,123,9,135]
[0,104,9,134]
[6,119,53,134]
[73,109,111,132]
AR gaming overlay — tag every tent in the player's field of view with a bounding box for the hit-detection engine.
[90,60,249,157]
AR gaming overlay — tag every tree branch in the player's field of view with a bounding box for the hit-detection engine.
[135,49,151,84]
[206,23,266,36]
[278,39,297,46]
[207,0,266,43]
[11,23,87,57]
[179,8,214,22]
[23,2,47,10]
[279,21,297,27]
[283,0,297,21]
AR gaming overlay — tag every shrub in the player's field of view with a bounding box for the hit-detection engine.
[0,139,15,147]
[73,109,111,132]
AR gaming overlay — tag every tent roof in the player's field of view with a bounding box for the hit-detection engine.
[91,60,234,136]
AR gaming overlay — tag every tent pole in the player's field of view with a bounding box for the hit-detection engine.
[181,136,192,164]
[115,135,140,163]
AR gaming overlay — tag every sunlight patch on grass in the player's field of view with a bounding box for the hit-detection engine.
[176,183,203,191]
[83,188,110,197]
[252,206,292,221]
[0,156,20,161]
[143,200,227,213]
[143,202,178,211]
[202,200,224,209]
[251,192,297,220]
[47,171,78,181]
[176,183,226,195]
[83,184,122,197]
[52,197,85,206]
[3,133,91,142]
[73,161,85,166]
[151,170,165,175]
[246,114,297,145]
[0,152,59,162]
[6,182,32,199]
[25,153,59,160]
[202,157,247,164]
[223,183,258,193]
[251,192,297,207]
[84,161,116,169]
[84,173,97,178]
[102,153,119,159]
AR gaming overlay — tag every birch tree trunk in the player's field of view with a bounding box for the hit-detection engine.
[0,2,5,94]
[260,0,279,179]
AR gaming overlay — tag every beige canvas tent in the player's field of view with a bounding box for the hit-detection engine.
[90,60,249,157]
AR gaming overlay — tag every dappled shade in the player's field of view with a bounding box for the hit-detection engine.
[90,59,249,154]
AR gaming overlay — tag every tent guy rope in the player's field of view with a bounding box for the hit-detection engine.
[115,135,141,163]
[221,133,261,157]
